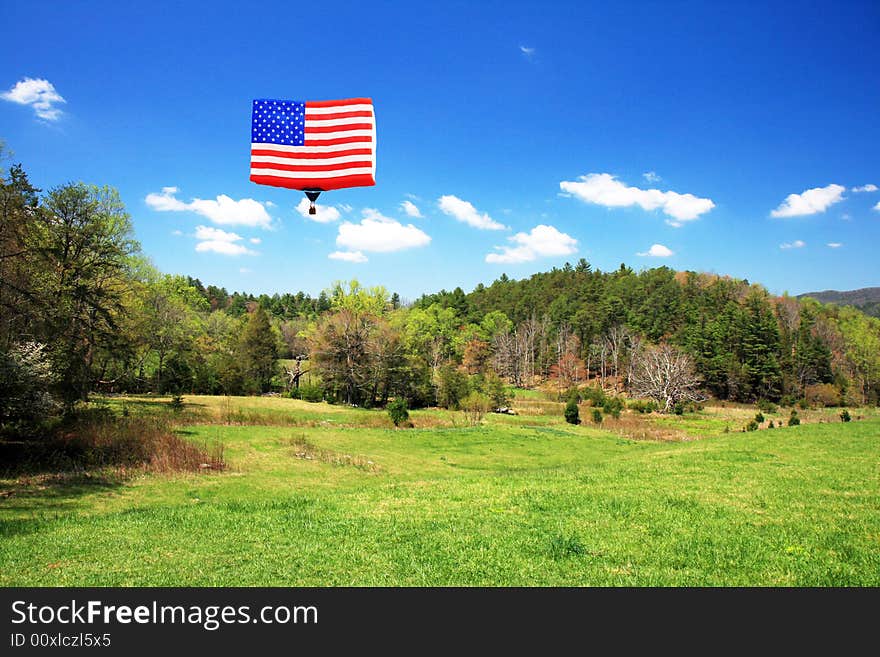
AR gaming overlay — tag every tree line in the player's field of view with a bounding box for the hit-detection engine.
[2,155,879,430]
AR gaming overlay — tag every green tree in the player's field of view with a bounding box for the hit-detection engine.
[238,305,278,393]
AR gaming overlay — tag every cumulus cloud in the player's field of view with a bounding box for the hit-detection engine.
[852,184,877,193]
[637,243,674,257]
[193,225,257,256]
[827,242,843,248]
[336,209,431,253]
[329,250,368,263]
[400,200,423,218]
[146,188,273,228]
[770,184,845,218]
[559,173,714,226]
[294,197,341,223]
[643,171,662,183]
[438,195,506,230]
[874,201,880,212]
[1,77,66,121]
[779,240,806,250]
[486,224,577,264]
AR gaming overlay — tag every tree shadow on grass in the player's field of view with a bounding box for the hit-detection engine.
[0,471,126,538]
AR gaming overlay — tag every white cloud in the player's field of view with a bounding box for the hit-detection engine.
[637,243,674,257]
[336,208,431,253]
[438,195,506,230]
[643,171,662,183]
[404,193,421,201]
[171,229,183,236]
[874,201,880,212]
[249,237,261,244]
[294,197,341,223]
[194,225,242,242]
[264,200,276,208]
[770,184,845,218]
[193,225,257,256]
[559,173,714,226]
[852,184,877,193]
[339,203,353,213]
[1,78,66,121]
[196,241,256,256]
[146,188,273,228]
[329,250,368,263]
[520,45,536,56]
[780,240,806,250]
[486,224,577,264]
[400,200,423,218]
[827,242,843,248]
[239,267,252,274]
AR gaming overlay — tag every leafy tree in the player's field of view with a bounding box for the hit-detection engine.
[564,397,580,425]
[238,305,278,393]
[387,398,409,426]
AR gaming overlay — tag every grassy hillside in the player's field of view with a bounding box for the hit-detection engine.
[1,395,877,586]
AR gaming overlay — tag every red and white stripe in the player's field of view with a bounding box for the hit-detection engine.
[250,98,376,192]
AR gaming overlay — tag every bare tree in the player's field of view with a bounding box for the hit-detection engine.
[629,343,704,412]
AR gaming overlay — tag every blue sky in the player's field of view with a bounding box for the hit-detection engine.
[2,0,878,299]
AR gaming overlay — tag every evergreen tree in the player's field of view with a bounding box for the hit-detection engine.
[238,305,278,393]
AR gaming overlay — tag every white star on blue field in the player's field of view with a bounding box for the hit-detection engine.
[2,0,878,298]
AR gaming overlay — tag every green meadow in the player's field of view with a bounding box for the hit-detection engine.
[1,395,878,586]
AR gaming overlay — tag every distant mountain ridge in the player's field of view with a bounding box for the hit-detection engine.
[798,287,880,318]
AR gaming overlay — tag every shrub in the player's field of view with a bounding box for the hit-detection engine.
[840,409,851,422]
[591,408,603,424]
[768,420,775,428]
[438,365,470,410]
[754,412,764,424]
[797,398,811,410]
[387,398,409,427]
[788,410,801,426]
[757,399,777,414]
[478,371,509,409]
[580,386,606,407]
[628,399,658,414]
[294,383,324,403]
[602,396,625,419]
[461,391,491,425]
[673,402,685,415]
[169,395,184,412]
[745,419,759,432]
[564,399,580,425]
[804,383,840,408]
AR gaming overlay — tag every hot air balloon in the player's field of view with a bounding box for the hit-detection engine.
[249,97,376,213]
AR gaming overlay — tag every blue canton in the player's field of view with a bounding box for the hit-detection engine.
[251,99,305,146]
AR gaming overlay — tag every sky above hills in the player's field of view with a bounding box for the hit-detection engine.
[2,0,878,299]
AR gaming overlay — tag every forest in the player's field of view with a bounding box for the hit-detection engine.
[2,159,880,435]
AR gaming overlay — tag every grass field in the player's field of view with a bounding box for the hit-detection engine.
[1,394,878,586]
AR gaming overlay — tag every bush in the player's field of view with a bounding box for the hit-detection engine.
[438,365,470,410]
[580,386,607,407]
[804,383,840,408]
[768,420,775,429]
[591,408,603,424]
[754,412,764,424]
[628,399,657,414]
[745,419,759,432]
[840,409,851,422]
[564,399,580,425]
[169,395,184,412]
[461,391,491,425]
[293,383,324,403]
[387,398,409,427]
[476,371,509,409]
[602,396,625,419]
[673,402,685,415]
[788,410,801,426]
[757,399,777,414]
